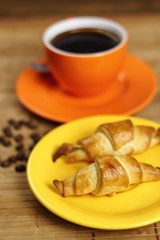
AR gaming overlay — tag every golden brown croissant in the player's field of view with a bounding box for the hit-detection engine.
[53,119,160,162]
[53,155,160,197]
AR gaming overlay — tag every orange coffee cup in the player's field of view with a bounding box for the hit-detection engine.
[43,16,128,97]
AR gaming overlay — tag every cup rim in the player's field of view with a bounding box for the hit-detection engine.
[43,16,128,58]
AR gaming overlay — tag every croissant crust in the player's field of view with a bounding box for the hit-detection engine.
[53,155,160,197]
[53,119,160,162]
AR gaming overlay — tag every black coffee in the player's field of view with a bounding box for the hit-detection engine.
[50,28,120,54]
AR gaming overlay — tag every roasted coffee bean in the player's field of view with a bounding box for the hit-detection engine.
[8,156,17,163]
[2,139,11,147]
[34,138,40,144]
[30,133,40,143]
[8,119,20,129]
[0,136,11,146]
[16,152,26,161]
[13,122,21,130]
[29,144,35,151]
[14,134,23,142]
[17,120,37,129]
[1,160,10,167]
[8,119,31,130]
[18,120,29,126]
[3,127,13,137]
[18,120,30,127]
[15,144,24,151]
[0,136,4,142]
[8,119,16,126]
[15,164,26,172]
[27,121,37,129]
[30,133,39,139]
[18,120,26,125]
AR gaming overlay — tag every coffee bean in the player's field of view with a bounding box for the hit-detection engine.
[30,133,40,143]
[16,152,26,161]
[16,120,37,129]
[13,122,21,130]
[18,120,30,127]
[34,138,40,144]
[0,136,4,143]
[8,119,16,126]
[27,121,37,129]
[1,160,10,167]
[14,134,23,142]
[2,139,11,147]
[15,164,26,172]
[8,156,17,163]
[3,127,13,137]
[8,119,20,129]
[29,144,35,151]
[30,133,39,139]
[15,144,24,151]
[18,120,26,125]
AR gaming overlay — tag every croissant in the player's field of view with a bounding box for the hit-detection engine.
[53,119,160,162]
[53,155,160,197]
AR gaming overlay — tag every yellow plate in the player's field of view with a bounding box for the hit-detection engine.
[27,115,160,229]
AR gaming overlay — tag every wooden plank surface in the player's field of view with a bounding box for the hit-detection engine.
[0,10,160,240]
[0,0,160,17]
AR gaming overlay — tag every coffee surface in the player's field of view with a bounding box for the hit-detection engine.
[50,29,120,54]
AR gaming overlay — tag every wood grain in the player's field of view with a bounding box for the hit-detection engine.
[0,11,160,240]
[0,0,160,18]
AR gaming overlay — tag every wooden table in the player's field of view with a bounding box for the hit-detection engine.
[0,12,160,240]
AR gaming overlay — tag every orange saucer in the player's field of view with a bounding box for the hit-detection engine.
[16,54,157,122]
